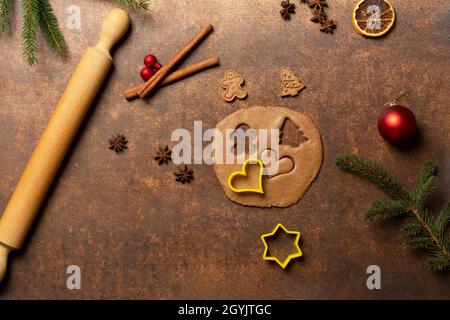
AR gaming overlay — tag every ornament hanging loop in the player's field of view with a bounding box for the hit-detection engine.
[384,90,408,108]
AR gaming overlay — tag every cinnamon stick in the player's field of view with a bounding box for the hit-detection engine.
[124,56,219,100]
[137,24,214,98]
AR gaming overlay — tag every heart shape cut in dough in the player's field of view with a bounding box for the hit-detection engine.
[228,158,264,194]
[260,149,295,179]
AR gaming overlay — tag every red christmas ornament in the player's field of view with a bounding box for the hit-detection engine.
[378,92,417,145]
[140,67,154,81]
[143,54,157,68]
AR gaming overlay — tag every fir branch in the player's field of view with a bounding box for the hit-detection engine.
[410,206,450,268]
[365,199,408,221]
[410,175,438,210]
[427,252,450,271]
[404,235,435,250]
[335,155,408,200]
[410,160,438,210]
[435,203,450,243]
[37,0,68,58]
[415,160,437,188]
[0,0,13,32]
[336,154,450,271]
[401,219,425,237]
[21,0,40,65]
[108,0,150,10]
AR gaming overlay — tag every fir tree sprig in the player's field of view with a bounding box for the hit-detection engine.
[0,0,13,32]
[336,155,450,271]
[21,0,40,65]
[109,0,150,11]
[37,0,68,59]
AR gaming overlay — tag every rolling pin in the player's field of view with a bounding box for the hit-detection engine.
[0,8,130,283]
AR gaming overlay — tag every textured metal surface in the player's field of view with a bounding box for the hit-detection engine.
[0,0,449,299]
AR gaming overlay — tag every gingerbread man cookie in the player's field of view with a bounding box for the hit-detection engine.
[280,67,305,97]
[221,70,247,102]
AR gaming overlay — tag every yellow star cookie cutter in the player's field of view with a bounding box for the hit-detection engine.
[227,158,264,194]
[260,223,303,269]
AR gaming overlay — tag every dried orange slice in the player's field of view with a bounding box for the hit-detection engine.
[352,0,396,37]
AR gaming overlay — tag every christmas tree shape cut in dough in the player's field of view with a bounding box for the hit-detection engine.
[280,118,308,147]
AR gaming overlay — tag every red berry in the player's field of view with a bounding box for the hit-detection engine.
[140,67,154,81]
[143,54,157,67]
[153,62,162,70]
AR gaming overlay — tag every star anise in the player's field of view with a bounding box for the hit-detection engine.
[307,0,328,11]
[154,145,172,165]
[109,134,128,153]
[320,19,337,34]
[280,0,296,20]
[174,165,194,184]
[310,8,327,23]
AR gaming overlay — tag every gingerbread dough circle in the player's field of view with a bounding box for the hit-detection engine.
[213,106,323,207]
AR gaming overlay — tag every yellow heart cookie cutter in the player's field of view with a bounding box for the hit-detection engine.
[260,223,303,269]
[227,158,264,194]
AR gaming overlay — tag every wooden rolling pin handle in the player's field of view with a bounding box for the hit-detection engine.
[0,8,129,283]
[95,8,130,55]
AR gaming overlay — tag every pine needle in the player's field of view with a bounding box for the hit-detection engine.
[336,154,450,271]
[37,0,68,59]
[335,155,408,200]
[427,253,450,271]
[435,202,450,250]
[415,160,437,188]
[0,0,13,32]
[436,203,450,234]
[401,219,425,237]
[21,0,39,65]
[108,0,150,10]
[411,176,438,210]
[365,199,408,221]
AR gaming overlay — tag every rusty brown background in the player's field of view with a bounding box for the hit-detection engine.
[0,0,449,299]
